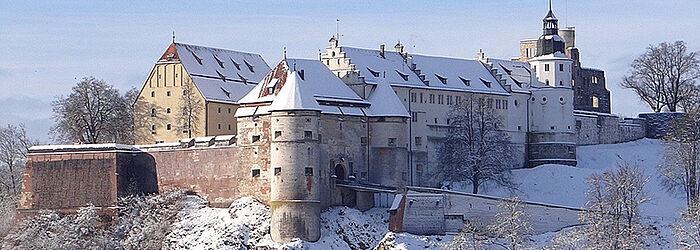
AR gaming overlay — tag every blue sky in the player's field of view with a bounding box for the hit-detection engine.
[1,0,699,141]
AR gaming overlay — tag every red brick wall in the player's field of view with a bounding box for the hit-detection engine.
[148,146,270,207]
[20,152,119,210]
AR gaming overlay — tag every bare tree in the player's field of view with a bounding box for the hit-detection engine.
[487,197,533,250]
[578,162,650,249]
[621,41,700,112]
[446,219,489,250]
[177,80,203,138]
[673,206,700,249]
[0,124,35,196]
[659,108,700,210]
[438,95,515,194]
[51,77,134,144]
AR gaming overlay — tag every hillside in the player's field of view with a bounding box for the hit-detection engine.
[466,138,685,219]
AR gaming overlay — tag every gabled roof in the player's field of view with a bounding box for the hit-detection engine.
[157,42,271,104]
[340,47,426,87]
[408,54,510,95]
[236,58,369,117]
[339,46,509,96]
[486,58,533,94]
[268,71,321,112]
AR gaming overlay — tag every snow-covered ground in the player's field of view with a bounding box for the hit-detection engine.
[164,139,682,249]
[455,138,686,219]
[165,196,389,249]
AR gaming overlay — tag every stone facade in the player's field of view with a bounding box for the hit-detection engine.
[574,111,646,146]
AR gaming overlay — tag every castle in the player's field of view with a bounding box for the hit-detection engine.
[19,5,648,243]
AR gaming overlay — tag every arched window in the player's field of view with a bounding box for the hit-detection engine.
[150,109,156,117]
[334,164,345,180]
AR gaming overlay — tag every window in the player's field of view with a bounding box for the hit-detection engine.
[455,96,462,105]
[252,135,260,143]
[438,94,444,104]
[411,112,418,122]
[533,65,537,72]
[388,138,397,147]
[496,100,501,109]
[487,99,493,109]
[228,124,231,130]
[559,81,563,86]
[419,93,423,103]
[228,108,231,113]
[592,76,599,84]
[572,79,576,86]
[544,64,550,72]
[361,137,367,144]
[304,131,312,139]
[274,131,281,139]
[166,108,171,114]
[480,78,491,88]
[230,58,241,70]
[447,96,452,105]
[218,107,221,113]
[559,64,564,71]
[305,167,313,176]
[415,137,422,147]
[274,167,281,176]
[166,91,171,96]
[410,93,417,102]
[151,91,155,97]
[429,94,435,104]
[244,59,255,72]
[167,124,171,130]
[504,100,508,109]
[151,125,156,130]
[151,109,156,117]
[251,169,260,178]
[592,96,599,108]
[218,124,221,129]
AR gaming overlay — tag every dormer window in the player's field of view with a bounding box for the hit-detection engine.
[188,49,202,65]
[244,59,254,73]
[480,78,492,88]
[435,74,448,85]
[237,73,248,85]
[367,67,380,77]
[214,54,224,68]
[299,69,305,80]
[216,70,226,82]
[396,70,409,81]
[459,77,471,86]
[220,87,231,98]
[230,58,241,70]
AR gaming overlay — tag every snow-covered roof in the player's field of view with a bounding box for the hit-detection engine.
[268,71,322,112]
[409,54,510,95]
[364,81,410,117]
[530,51,570,61]
[237,58,369,117]
[340,46,509,96]
[164,43,271,104]
[339,47,427,88]
[487,58,533,93]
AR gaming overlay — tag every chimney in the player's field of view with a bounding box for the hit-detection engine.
[394,41,404,54]
[380,43,386,58]
[477,49,486,62]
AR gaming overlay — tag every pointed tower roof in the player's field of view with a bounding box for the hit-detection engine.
[268,71,322,112]
[364,80,410,117]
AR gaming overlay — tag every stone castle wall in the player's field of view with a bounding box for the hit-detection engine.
[574,111,646,146]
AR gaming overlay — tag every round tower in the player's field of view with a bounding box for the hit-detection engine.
[269,110,322,242]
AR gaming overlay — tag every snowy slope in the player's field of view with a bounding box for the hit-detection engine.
[470,138,684,219]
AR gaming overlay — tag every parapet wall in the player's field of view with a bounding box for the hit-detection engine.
[390,187,581,235]
[145,145,270,207]
[574,110,646,146]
